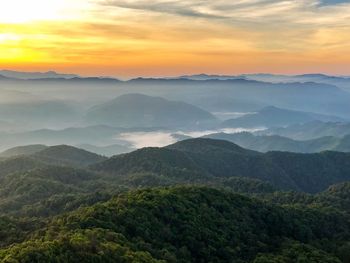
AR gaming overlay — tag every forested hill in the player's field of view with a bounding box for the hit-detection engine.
[0,138,349,262]
[92,138,350,193]
[0,187,349,262]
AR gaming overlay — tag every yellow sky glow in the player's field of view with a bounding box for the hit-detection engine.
[0,0,350,77]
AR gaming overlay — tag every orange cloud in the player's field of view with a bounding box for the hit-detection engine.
[0,0,350,77]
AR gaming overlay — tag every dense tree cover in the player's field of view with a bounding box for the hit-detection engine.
[0,216,43,248]
[260,182,350,217]
[253,242,342,263]
[32,145,107,167]
[93,138,350,193]
[0,138,350,262]
[0,166,127,217]
[0,187,349,262]
[0,144,48,158]
[0,229,161,263]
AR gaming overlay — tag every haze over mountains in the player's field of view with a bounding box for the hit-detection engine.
[222,106,343,128]
[85,93,218,128]
[0,70,79,80]
[0,69,350,153]
[204,132,350,153]
[182,73,350,92]
[1,69,350,261]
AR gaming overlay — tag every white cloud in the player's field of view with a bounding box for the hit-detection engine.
[97,0,350,27]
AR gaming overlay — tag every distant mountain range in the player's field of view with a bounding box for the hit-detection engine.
[86,93,218,128]
[0,100,78,126]
[1,71,350,119]
[260,121,350,140]
[0,70,79,79]
[180,73,350,92]
[0,125,130,151]
[222,106,343,128]
[204,132,350,153]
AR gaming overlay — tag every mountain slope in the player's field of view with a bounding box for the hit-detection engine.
[261,121,350,140]
[33,145,107,167]
[0,145,48,158]
[86,93,217,128]
[222,106,343,128]
[0,187,347,262]
[0,166,102,216]
[93,138,350,193]
[77,143,134,157]
[204,132,350,153]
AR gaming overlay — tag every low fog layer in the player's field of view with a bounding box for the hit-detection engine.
[0,71,350,156]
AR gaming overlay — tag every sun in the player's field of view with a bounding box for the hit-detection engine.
[0,0,76,23]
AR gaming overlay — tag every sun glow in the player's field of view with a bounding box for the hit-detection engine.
[0,0,349,76]
[0,0,77,23]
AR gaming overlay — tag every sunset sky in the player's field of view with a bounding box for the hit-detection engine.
[1,0,350,77]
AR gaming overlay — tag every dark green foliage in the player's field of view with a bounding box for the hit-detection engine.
[254,242,342,263]
[0,156,46,178]
[0,144,48,158]
[1,187,349,262]
[0,229,161,263]
[92,147,208,180]
[33,145,107,167]
[93,138,350,193]
[218,177,277,194]
[0,139,349,262]
[0,166,121,217]
[265,151,350,193]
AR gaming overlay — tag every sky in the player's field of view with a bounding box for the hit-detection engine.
[0,0,350,77]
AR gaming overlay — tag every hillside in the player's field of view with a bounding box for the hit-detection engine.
[0,166,106,216]
[85,93,218,128]
[0,144,48,158]
[0,187,347,262]
[261,121,350,140]
[33,145,107,167]
[222,106,342,128]
[204,132,350,153]
[93,138,350,193]
[77,143,134,157]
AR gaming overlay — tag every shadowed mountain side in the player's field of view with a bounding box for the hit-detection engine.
[92,138,350,193]
[204,132,350,153]
[0,145,106,180]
